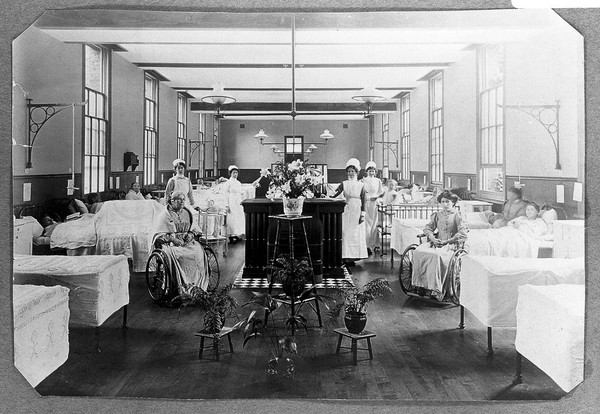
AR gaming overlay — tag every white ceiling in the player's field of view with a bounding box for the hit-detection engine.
[33,9,567,117]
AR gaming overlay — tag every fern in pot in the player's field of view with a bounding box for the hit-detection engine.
[264,253,313,298]
[328,277,393,334]
[175,283,239,334]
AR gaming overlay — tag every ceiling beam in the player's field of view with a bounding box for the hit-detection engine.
[134,62,452,69]
[190,101,397,112]
[175,87,414,92]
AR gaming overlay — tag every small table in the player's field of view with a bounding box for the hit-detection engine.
[194,326,236,362]
[334,328,376,365]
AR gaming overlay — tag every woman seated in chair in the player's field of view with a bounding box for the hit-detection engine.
[412,190,468,301]
[153,191,209,294]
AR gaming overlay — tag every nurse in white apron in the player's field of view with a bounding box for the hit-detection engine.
[362,161,384,255]
[223,165,245,242]
[331,158,368,266]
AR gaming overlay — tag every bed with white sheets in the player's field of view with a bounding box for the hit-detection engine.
[94,200,165,272]
[13,254,130,327]
[13,284,70,387]
[459,255,585,328]
[515,284,584,392]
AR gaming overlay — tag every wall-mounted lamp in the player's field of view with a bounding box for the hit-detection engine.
[254,129,269,144]
[320,129,334,142]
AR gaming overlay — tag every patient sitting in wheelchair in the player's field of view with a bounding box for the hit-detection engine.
[412,190,468,301]
[153,191,209,294]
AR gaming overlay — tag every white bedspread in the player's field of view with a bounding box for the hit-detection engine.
[390,218,429,254]
[95,200,165,271]
[13,284,70,387]
[13,254,130,327]
[465,227,541,258]
[460,255,585,327]
[50,213,97,250]
[516,284,584,392]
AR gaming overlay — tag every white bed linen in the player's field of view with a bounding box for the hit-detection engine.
[13,284,70,387]
[516,284,584,392]
[50,213,97,250]
[95,200,165,272]
[13,254,130,327]
[465,227,542,258]
[390,218,429,254]
[460,255,584,327]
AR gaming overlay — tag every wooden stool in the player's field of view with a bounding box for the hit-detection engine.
[334,328,376,365]
[194,326,235,362]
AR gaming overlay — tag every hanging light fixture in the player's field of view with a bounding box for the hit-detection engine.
[201,82,236,117]
[352,86,386,115]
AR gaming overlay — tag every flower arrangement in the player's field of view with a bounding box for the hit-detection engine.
[266,159,323,199]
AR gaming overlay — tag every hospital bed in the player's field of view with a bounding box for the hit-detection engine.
[13,284,70,387]
[452,255,584,355]
[13,254,130,328]
[514,284,584,393]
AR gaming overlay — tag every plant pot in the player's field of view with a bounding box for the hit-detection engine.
[282,278,305,298]
[282,196,304,216]
[344,312,367,334]
[266,356,295,382]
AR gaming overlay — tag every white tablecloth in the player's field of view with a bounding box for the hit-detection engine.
[460,255,585,327]
[13,254,130,327]
[13,284,70,387]
[516,284,584,392]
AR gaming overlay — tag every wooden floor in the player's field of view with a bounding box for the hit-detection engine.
[34,241,567,401]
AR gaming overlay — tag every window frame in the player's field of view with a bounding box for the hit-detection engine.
[83,44,109,195]
[428,72,444,185]
[143,72,159,186]
[400,93,411,181]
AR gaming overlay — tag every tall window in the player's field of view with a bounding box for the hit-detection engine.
[144,73,159,185]
[284,135,303,163]
[177,94,187,161]
[477,45,505,199]
[429,73,444,184]
[83,45,109,194]
[400,94,410,180]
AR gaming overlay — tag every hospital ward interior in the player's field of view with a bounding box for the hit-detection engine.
[9,8,588,403]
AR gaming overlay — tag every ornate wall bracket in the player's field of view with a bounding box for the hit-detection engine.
[502,101,561,170]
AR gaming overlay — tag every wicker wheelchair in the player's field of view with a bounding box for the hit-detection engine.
[398,233,466,305]
[146,232,221,304]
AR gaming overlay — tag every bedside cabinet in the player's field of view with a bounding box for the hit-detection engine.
[14,219,32,255]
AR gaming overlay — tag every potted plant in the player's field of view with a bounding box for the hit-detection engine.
[328,278,393,334]
[241,292,305,383]
[264,253,313,298]
[174,283,239,334]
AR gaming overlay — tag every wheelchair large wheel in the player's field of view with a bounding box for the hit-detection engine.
[447,249,467,305]
[203,244,221,292]
[399,244,419,295]
[146,250,170,303]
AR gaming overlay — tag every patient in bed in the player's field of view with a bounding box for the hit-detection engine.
[508,201,548,239]
[412,190,468,301]
[491,186,526,228]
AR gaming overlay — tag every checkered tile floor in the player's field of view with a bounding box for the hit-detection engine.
[233,265,354,289]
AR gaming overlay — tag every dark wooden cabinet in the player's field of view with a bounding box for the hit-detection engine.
[241,198,346,279]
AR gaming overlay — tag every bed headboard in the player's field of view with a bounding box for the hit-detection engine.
[14,204,46,221]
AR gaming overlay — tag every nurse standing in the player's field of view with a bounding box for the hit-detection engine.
[223,165,245,242]
[331,158,368,266]
[362,161,384,255]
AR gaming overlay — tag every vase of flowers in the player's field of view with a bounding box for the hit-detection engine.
[266,159,323,216]
[282,196,305,216]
